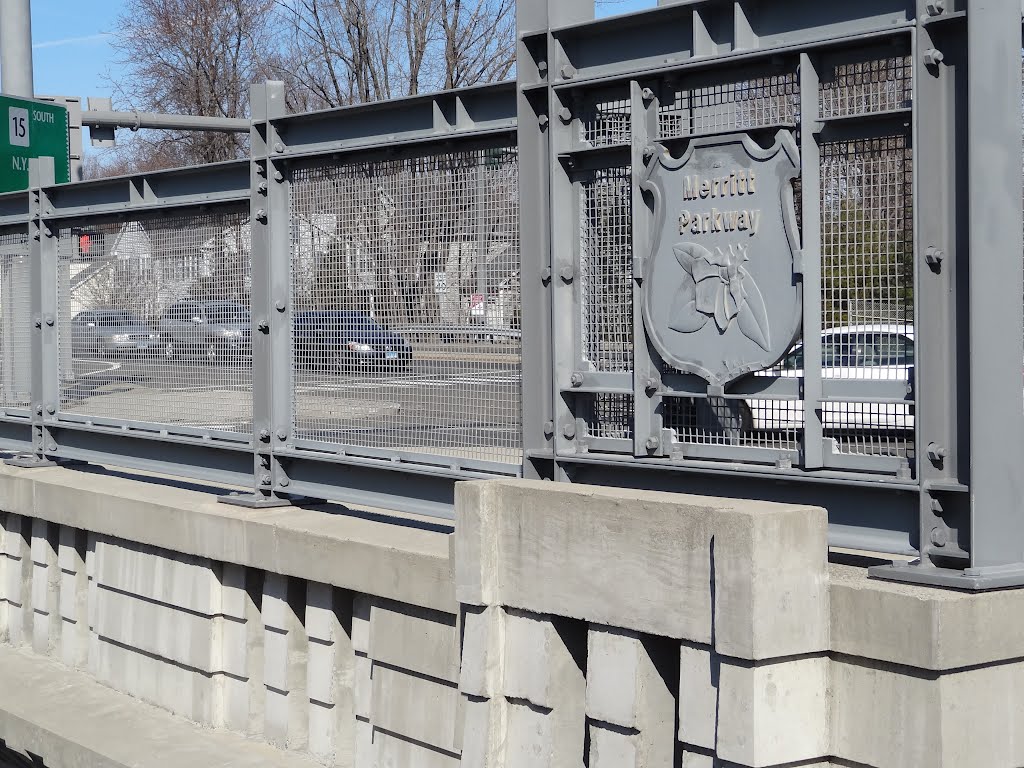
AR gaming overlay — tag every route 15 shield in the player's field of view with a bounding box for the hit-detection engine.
[639,131,801,387]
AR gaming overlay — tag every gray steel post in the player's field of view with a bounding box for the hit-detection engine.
[0,0,34,97]
[221,81,292,508]
[872,0,1024,589]
[963,0,1024,570]
[6,157,58,468]
[799,54,824,469]
[910,7,966,565]
[630,80,666,458]
[517,0,593,480]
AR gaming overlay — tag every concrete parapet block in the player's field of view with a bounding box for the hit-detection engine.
[94,537,220,616]
[679,643,829,767]
[832,655,1024,768]
[585,626,675,768]
[455,480,828,659]
[0,512,26,645]
[305,582,356,767]
[57,526,88,669]
[93,634,216,723]
[374,729,461,768]
[501,610,586,768]
[830,563,1024,670]
[29,519,59,656]
[371,663,461,755]
[460,605,505,699]
[262,573,310,752]
[368,599,459,684]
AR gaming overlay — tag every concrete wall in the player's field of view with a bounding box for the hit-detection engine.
[0,464,1022,767]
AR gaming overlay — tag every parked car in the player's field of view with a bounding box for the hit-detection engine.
[745,324,915,431]
[70,309,159,357]
[293,310,412,372]
[157,300,251,363]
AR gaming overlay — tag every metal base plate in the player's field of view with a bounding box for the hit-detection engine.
[218,493,295,509]
[5,454,61,469]
[869,560,1024,591]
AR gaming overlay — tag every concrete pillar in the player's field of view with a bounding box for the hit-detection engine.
[501,610,586,768]
[679,642,830,767]
[351,594,373,768]
[57,526,88,669]
[305,583,356,766]
[217,564,251,732]
[459,605,507,768]
[0,513,27,645]
[29,519,58,656]
[262,573,309,751]
[84,533,98,674]
[585,626,675,768]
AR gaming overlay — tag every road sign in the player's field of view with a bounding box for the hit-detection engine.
[0,95,69,193]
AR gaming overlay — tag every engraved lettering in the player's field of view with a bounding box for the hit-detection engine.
[700,179,711,199]
[683,176,700,200]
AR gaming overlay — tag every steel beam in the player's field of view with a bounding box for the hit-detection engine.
[81,110,250,133]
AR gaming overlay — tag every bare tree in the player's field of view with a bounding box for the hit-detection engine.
[438,0,514,89]
[276,0,514,108]
[107,0,281,167]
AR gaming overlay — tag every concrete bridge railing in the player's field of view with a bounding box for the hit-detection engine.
[0,465,1023,767]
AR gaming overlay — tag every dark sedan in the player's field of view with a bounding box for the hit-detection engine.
[293,311,413,373]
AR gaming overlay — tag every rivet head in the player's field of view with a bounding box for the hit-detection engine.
[259,429,271,442]
[930,527,949,548]
[275,301,286,312]
[277,430,288,441]
[44,315,54,327]
[278,478,290,488]
[46,405,56,415]
[274,142,284,153]
[560,64,576,80]
[260,473,272,486]
[255,209,268,223]
[645,436,660,452]
[644,378,659,395]
[563,422,576,440]
[558,107,573,123]
[570,372,584,388]
[257,320,270,333]
[641,87,655,102]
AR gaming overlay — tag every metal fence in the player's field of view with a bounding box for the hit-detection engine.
[0,0,1020,589]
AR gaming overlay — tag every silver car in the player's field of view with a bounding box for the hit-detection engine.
[157,300,252,363]
[70,310,159,357]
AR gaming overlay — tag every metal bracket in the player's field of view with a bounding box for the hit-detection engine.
[869,560,1024,591]
[218,491,295,509]
[4,453,61,469]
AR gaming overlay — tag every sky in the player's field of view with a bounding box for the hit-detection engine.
[26,0,656,104]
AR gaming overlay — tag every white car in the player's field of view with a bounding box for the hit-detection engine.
[745,324,914,431]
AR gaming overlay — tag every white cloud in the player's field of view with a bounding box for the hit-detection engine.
[33,33,111,50]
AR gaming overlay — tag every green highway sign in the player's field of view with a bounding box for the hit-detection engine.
[0,95,69,194]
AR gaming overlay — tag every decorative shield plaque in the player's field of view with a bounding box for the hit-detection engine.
[640,131,801,387]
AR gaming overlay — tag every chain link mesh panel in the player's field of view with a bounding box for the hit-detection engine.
[57,212,253,434]
[289,147,522,466]
[0,228,31,408]
[659,72,799,140]
[820,55,912,119]
[820,132,914,458]
[580,165,633,374]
